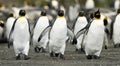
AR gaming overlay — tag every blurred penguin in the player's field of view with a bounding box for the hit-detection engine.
[114,0,120,10]
[85,0,95,10]
[51,0,59,9]
[9,10,31,60]
[111,9,120,48]
[84,9,108,59]
[33,11,50,53]
[5,13,15,40]
[73,11,88,52]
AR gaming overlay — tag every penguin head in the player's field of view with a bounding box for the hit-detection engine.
[19,9,26,16]
[94,9,101,19]
[78,11,84,16]
[9,13,14,17]
[58,10,64,17]
[117,9,120,14]
[41,11,46,16]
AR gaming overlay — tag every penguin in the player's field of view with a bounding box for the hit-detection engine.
[83,9,108,59]
[5,13,15,40]
[73,11,88,52]
[37,10,77,59]
[32,11,50,53]
[114,0,120,10]
[9,9,31,60]
[51,0,59,9]
[0,20,5,40]
[111,9,120,48]
[85,0,95,10]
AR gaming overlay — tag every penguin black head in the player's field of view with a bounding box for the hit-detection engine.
[9,13,14,17]
[58,10,64,17]
[78,11,84,16]
[117,9,120,14]
[19,9,26,16]
[94,9,101,19]
[41,11,46,16]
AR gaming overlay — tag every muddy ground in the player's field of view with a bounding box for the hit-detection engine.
[0,42,120,66]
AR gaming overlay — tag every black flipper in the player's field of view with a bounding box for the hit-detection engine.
[67,28,77,45]
[38,26,51,42]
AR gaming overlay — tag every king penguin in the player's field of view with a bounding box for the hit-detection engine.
[33,11,50,53]
[73,11,88,52]
[9,9,31,60]
[111,9,120,48]
[5,13,15,40]
[84,9,108,59]
[85,0,95,10]
[37,10,77,59]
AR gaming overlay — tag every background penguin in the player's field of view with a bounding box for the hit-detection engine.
[37,10,77,59]
[9,9,31,60]
[73,11,88,52]
[114,0,120,10]
[5,13,15,41]
[85,0,95,10]
[84,9,108,59]
[111,9,120,48]
[32,11,50,53]
[0,20,5,40]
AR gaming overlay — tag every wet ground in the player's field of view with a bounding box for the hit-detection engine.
[0,42,120,66]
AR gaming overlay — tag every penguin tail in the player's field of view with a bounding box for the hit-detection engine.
[72,37,77,45]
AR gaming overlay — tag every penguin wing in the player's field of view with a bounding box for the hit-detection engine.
[75,22,91,38]
[38,26,51,42]
[67,28,77,44]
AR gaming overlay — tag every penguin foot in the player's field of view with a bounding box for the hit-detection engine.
[114,44,117,48]
[119,44,120,47]
[50,52,55,57]
[41,47,46,53]
[86,55,92,60]
[24,55,30,60]
[34,46,41,53]
[16,54,21,60]
[105,45,108,49]
[81,48,85,53]
[55,53,60,57]
[60,54,65,60]
[93,55,100,59]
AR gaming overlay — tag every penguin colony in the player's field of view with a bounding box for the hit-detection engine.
[0,0,120,60]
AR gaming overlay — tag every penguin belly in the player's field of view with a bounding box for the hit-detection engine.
[85,20,104,56]
[113,15,120,44]
[85,0,94,9]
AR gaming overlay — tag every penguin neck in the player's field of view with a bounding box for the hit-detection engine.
[58,16,64,18]
[20,16,25,18]
[96,18,101,20]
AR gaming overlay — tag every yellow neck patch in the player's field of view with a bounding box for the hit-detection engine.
[96,18,101,20]
[20,16,25,18]
[59,16,64,18]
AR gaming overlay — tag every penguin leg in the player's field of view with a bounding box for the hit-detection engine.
[24,54,31,60]
[59,44,66,59]
[41,47,46,53]
[50,51,55,57]
[86,55,92,60]
[34,46,41,53]
[16,53,21,60]
[22,42,30,60]
[93,55,100,59]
